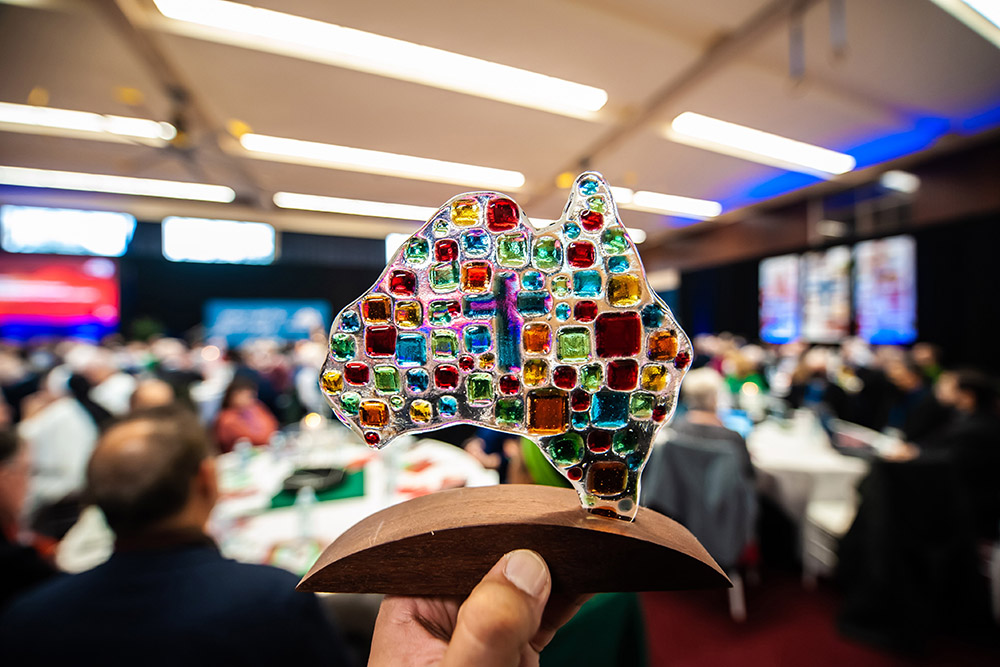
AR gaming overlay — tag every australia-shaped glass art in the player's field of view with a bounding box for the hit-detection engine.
[320,171,691,520]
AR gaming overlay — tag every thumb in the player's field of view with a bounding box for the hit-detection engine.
[441,550,552,667]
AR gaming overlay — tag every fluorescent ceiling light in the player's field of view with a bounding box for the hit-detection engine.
[152,0,607,119]
[667,112,856,176]
[241,133,525,190]
[879,170,921,194]
[0,101,176,145]
[0,205,136,257]
[929,0,1000,49]
[385,232,410,263]
[274,192,437,221]
[0,166,236,202]
[627,190,722,219]
[162,216,275,264]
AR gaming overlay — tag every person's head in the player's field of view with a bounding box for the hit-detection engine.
[130,379,177,412]
[934,370,959,407]
[886,359,925,392]
[953,369,997,415]
[86,406,216,538]
[221,377,258,410]
[911,342,941,369]
[680,368,724,413]
[0,429,29,526]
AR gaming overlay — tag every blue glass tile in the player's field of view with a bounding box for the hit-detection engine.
[607,256,630,274]
[563,222,581,239]
[573,270,602,297]
[521,270,544,290]
[641,303,665,328]
[516,291,552,317]
[463,324,492,354]
[555,303,571,321]
[395,333,427,367]
[463,295,497,319]
[571,411,590,430]
[591,390,630,429]
[339,310,361,332]
[439,395,458,417]
[461,229,490,257]
[405,368,429,393]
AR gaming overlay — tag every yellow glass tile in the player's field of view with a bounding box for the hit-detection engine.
[478,353,496,369]
[640,364,668,392]
[394,301,422,329]
[409,399,432,423]
[359,400,389,427]
[523,359,548,386]
[320,369,343,394]
[451,198,480,227]
[523,323,551,355]
[526,389,569,435]
[362,295,392,322]
[607,274,641,307]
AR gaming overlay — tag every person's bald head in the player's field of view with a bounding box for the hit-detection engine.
[130,379,177,412]
[86,406,215,537]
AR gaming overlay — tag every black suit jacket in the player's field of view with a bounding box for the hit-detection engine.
[0,538,351,666]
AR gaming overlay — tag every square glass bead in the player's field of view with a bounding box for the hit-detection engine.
[466,373,494,404]
[431,330,459,359]
[495,398,524,424]
[595,312,641,358]
[572,270,602,297]
[523,359,548,386]
[339,310,361,332]
[607,256,630,274]
[607,274,641,307]
[463,325,492,354]
[579,364,603,392]
[462,229,490,257]
[365,326,397,357]
[330,333,355,361]
[497,232,528,267]
[640,364,668,392]
[516,291,552,317]
[521,270,544,290]
[428,300,460,326]
[395,333,427,366]
[405,368,429,393]
[487,198,519,232]
[532,236,563,271]
[556,327,591,362]
[462,295,497,319]
[526,389,569,435]
[403,237,430,264]
[630,392,654,419]
[409,400,432,423]
[590,390,629,429]
[451,198,480,226]
[394,301,422,329]
[362,295,392,322]
[648,331,679,361]
[359,400,390,427]
[551,274,571,297]
[438,395,458,417]
[523,323,551,355]
[430,261,460,292]
[461,261,492,293]
[340,392,360,415]
[571,411,590,430]
[641,303,665,328]
[546,433,585,466]
[586,461,628,497]
[373,366,400,394]
[320,369,343,394]
[601,227,628,254]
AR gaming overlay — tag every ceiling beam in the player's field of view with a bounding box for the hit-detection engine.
[523,0,824,208]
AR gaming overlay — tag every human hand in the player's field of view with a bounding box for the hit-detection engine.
[369,549,585,667]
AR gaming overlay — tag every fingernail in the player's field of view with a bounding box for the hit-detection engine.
[503,550,548,598]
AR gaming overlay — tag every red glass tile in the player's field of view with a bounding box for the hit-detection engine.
[435,239,459,262]
[587,430,612,453]
[607,359,638,390]
[388,269,416,296]
[570,389,591,412]
[487,197,520,232]
[461,262,492,292]
[344,362,370,385]
[595,312,641,358]
[499,374,520,395]
[566,241,596,268]
[364,326,397,357]
[574,300,598,322]
[567,466,583,482]
[553,365,577,389]
[674,350,691,370]
[580,210,603,231]
[652,404,668,422]
[434,364,460,389]
[364,431,380,446]
[459,355,474,371]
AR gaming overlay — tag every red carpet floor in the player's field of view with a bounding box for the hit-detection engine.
[641,573,1000,667]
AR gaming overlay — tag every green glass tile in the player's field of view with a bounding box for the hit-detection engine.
[330,333,355,361]
[340,392,360,414]
[601,227,628,254]
[547,433,584,466]
[431,330,459,358]
[373,366,400,394]
[532,236,562,271]
[403,237,430,264]
[551,274,571,297]
[580,364,603,392]
[613,427,640,455]
[467,372,494,404]
[497,232,528,267]
[430,261,460,292]
[556,327,591,362]
[495,397,524,424]
[629,392,654,419]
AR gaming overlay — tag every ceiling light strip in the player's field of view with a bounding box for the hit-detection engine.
[152,0,607,118]
[667,112,856,176]
[241,133,525,190]
[274,192,437,221]
[0,101,176,145]
[0,166,236,202]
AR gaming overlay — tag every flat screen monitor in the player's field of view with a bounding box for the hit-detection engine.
[802,245,851,343]
[0,256,120,341]
[759,253,800,343]
[854,235,917,344]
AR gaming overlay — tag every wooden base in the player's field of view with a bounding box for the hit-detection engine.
[298,485,730,596]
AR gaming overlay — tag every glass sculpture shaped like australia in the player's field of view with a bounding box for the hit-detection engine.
[320,172,691,520]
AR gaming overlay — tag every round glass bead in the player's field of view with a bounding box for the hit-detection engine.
[555,303,571,321]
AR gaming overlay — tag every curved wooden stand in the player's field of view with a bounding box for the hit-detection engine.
[298,485,729,596]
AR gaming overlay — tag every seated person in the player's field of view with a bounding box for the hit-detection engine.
[0,406,350,665]
[129,378,177,412]
[214,377,279,452]
[884,358,949,441]
[671,367,754,480]
[0,429,55,610]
